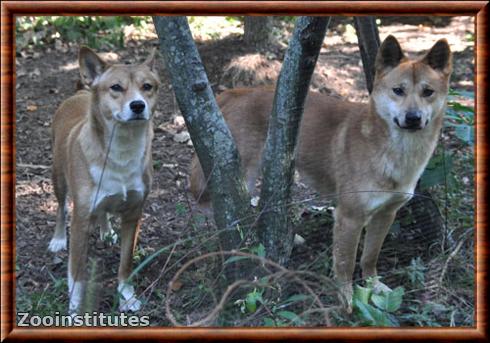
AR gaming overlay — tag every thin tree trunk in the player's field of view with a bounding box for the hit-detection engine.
[258,17,330,266]
[153,16,253,252]
[354,16,380,94]
[243,16,273,49]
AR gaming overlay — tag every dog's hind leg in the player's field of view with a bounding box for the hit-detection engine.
[49,167,68,252]
[117,207,142,312]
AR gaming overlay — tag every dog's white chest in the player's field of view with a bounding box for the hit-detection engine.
[89,139,147,211]
[366,133,436,214]
[90,164,145,205]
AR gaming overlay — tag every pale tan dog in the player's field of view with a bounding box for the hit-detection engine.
[190,36,452,311]
[49,47,160,313]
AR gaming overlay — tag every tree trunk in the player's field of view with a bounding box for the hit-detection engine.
[153,16,253,252]
[354,16,429,189]
[354,16,380,94]
[258,17,330,266]
[243,16,273,49]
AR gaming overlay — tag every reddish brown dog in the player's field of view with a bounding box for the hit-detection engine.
[190,36,452,311]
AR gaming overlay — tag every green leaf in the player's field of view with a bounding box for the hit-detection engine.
[354,299,398,326]
[237,225,244,240]
[257,243,266,258]
[354,298,375,323]
[245,289,263,313]
[354,285,372,305]
[371,287,404,313]
[128,245,171,281]
[277,310,304,325]
[446,101,474,126]
[273,294,309,311]
[245,295,257,313]
[250,243,266,258]
[448,102,474,114]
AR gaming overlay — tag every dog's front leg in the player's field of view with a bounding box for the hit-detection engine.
[117,209,142,312]
[360,210,397,280]
[333,206,366,313]
[68,206,92,314]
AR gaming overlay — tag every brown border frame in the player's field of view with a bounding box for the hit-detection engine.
[1,1,488,341]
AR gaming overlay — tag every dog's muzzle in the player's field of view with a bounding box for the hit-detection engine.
[394,110,424,131]
[128,100,147,121]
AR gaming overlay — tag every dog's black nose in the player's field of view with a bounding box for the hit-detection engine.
[130,100,146,114]
[405,111,421,126]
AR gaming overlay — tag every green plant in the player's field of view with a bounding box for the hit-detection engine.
[262,294,308,326]
[224,244,308,326]
[352,277,405,327]
[445,89,474,146]
[235,288,264,314]
[187,16,242,41]
[16,16,152,49]
[394,257,426,287]
[234,288,307,326]
[401,301,452,326]
[419,89,474,190]
[175,202,188,216]
[17,277,67,318]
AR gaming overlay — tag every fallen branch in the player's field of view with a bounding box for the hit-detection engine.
[165,250,336,327]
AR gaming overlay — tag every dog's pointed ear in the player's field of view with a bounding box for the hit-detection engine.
[79,46,107,86]
[143,48,158,72]
[375,35,405,72]
[422,39,452,75]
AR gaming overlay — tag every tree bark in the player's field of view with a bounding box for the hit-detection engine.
[243,16,273,49]
[354,16,380,94]
[258,17,330,266]
[153,16,253,252]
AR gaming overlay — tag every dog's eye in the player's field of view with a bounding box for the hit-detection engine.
[142,83,153,91]
[422,88,434,97]
[110,84,123,92]
[392,87,405,96]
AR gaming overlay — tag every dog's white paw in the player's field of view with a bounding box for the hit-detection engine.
[48,237,67,252]
[68,277,84,316]
[372,279,392,294]
[118,282,141,312]
[119,297,142,312]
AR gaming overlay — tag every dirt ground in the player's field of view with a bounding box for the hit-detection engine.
[15,16,474,326]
